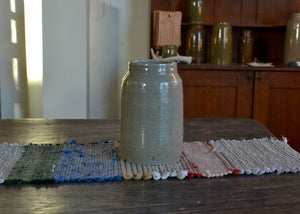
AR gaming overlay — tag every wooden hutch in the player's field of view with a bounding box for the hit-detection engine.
[150,0,300,152]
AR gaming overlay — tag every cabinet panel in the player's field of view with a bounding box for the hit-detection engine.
[257,0,300,25]
[253,72,300,152]
[241,0,257,25]
[214,0,241,25]
[178,70,253,118]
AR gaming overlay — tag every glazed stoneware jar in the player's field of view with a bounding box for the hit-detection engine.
[120,60,183,165]
[187,0,206,24]
[210,22,232,65]
[239,29,253,64]
[185,24,206,63]
[162,45,178,58]
[284,13,300,64]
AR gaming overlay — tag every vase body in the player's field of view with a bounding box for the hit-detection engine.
[120,60,183,165]
[185,24,206,63]
[239,30,253,64]
[210,22,232,65]
[284,13,300,64]
[187,0,205,24]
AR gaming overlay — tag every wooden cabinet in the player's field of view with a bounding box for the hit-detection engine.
[253,71,300,152]
[150,0,300,151]
[178,66,300,152]
[214,0,243,25]
[178,69,253,118]
[150,0,300,63]
[256,0,300,25]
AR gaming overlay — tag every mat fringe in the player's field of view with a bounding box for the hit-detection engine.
[120,141,234,180]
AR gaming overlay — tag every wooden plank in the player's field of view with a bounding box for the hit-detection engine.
[154,10,182,48]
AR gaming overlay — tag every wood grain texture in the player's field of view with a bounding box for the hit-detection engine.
[150,0,187,50]
[241,0,257,25]
[178,70,253,118]
[253,72,300,152]
[1,118,299,213]
[214,0,242,25]
[178,68,300,152]
[0,174,299,213]
[0,118,272,144]
[256,0,300,25]
[153,10,182,48]
[0,119,120,144]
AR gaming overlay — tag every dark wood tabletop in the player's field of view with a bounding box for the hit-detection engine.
[0,118,299,213]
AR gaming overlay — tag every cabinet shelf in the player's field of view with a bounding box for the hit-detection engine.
[177,63,300,72]
[182,22,286,28]
[151,0,300,152]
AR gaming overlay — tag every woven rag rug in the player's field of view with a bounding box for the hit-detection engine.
[0,138,299,184]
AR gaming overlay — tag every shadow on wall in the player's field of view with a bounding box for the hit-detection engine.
[89,0,120,119]
[0,0,28,118]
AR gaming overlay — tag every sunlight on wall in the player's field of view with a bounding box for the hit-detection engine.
[10,0,16,13]
[24,0,43,117]
[12,58,19,90]
[10,19,17,44]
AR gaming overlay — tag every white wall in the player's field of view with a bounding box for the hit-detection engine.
[89,0,150,119]
[43,0,88,119]
[43,0,150,119]
[24,0,43,118]
[0,0,28,118]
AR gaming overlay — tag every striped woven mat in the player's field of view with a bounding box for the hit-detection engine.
[1,138,299,184]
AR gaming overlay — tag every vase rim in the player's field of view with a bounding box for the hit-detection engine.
[130,60,177,66]
[129,60,177,74]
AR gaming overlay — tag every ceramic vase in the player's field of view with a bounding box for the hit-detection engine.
[239,30,253,64]
[120,60,183,165]
[284,13,300,64]
[187,0,206,24]
[210,22,232,65]
[185,24,206,63]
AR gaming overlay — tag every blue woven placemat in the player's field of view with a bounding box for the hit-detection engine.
[1,140,122,184]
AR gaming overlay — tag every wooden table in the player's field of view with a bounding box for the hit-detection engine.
[0,118,299,213]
